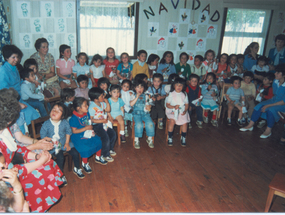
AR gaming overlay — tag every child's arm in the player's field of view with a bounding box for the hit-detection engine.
[24,151,51,174]
[121,106,124,116]
[130,93,140,106]
[21,83,44,101]
[90,116,108,124]
[104,99,111,112]
[166,102,180,110]
[64,134,71,151]
[71,125,93,134]
[182,103,189,115]
[225,94,234,104]
[102,68,106,78]
[90,70,96,86]
[263,87,273,100]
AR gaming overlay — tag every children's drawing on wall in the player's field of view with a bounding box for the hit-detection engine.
[66,34,76,48]
[56,18,66,33]
[206,25,217,39]
[148,22,159,37]
[41,2,54,18]
[179,9,190,23]
[47,34,56,49]
[177,37,187,51]
[277,12,285,24]
[63,2,75,18]
[19,33,32,49]
[157,37,168,50]
[168,22,179,37]
[196,38,206,52]
[187,51,196,64]
[199,10,209,25]
[31,18,43,33]
[188,24,198,38]
[17,1,30,18]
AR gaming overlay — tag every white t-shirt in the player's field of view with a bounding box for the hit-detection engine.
[90,65,105,79]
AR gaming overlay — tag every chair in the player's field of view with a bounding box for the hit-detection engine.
[131,119,156,147]
[165,118,183,144]
[30,116,73,172]
[44,96,61,113]
[265,173,285,212]
[112,119,121,146]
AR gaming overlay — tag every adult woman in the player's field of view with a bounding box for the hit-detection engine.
[0,88,63,212]
[243,42,259,71]
[0,45,40,134]
[30,38,61,96]
[268,34,285,71]
[240,64,285,138]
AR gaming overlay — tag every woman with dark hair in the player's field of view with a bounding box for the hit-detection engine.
[268,34,285,72]
[30,37,61,96]
[243,42,260,71]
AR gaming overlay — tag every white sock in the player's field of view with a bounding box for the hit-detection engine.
[147,136,152,141]
[125,126,128,130]
[135,137,139,141]
[120,130,125,135]
[95,155,100,159]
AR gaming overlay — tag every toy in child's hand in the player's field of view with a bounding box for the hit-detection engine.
[144,93,154,112]
[52,138,62,155]
[192,96,203,106]
[256,89,264,102]
[109,71,115,78]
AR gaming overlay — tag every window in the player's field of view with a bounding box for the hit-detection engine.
[221,8,271,55]
[78,1,138,58]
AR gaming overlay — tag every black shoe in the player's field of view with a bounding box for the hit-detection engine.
[120,135,126,143]
[61,176,67,186]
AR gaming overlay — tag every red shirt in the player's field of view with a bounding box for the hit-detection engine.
[186,84,201,98]
[103,59,120,76]
[257,85,273,100]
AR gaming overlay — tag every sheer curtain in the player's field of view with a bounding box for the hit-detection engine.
[79,1,135,58]
[0,0,10,66]
[221,8,271,55]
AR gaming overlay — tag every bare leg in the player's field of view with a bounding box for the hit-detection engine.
[168,119,176,132]
[182,123,187,133]
[116,115,125,131]
[227,103,234,119]
[262,126,272,136]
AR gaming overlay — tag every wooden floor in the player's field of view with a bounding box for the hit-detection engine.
[49,118,285,212]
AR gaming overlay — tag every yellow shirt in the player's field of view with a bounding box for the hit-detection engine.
[132,61,149,78]
[241,81,256,96]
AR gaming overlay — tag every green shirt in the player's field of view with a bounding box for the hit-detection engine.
[175,63,191,80]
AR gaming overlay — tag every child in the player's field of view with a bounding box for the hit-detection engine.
[165,77,190,146]
[241,71,256,123]
[133,73,149,85]
[146,54,160,80]
[200,72,219,127]
[72,52,92,89]
[117,52,133,81]
[130,79,155,149]
[69,97,107,174]
[90,54,105,87]
[157,51,176,81]
[61,88,75,119]
[75,75,89,100]
[203,49,218,73]
[237,54,245,75]
[164,73,179,95]
[108,85,126,142]
[186,74,203,128]
[121,80,134,137]
[88,87,117,162]
[215,53,231,86]
[228,54,239,76]
[20,68,49,117]
[251,56,270,85]
[103,47,120,84]
[56,44,77,89]
[226,76,245,126]
[132,50,149,79]
[147,73,166,129]
[40,103,85,186]
[175,52,191,80]
[97,77,111,99]
[191,55,206,83]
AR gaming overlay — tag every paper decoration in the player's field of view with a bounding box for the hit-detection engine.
[31,18,43,33]
[199,10,209,25]
[187,51,196,64]
[277,12,285,25]
[17,1,30,18]
[179,9,190,23]
[206,24,218,39]
[66,33,76,48]
[196,38,206,52]
[41,1,54,18]
[188,24,198,38]
[63,1,76,18]
[168,22,179,37]
[19,33,32,49]
[148,22,159,37]
[157,37,168,50]
[177,37,187,51]
[46,34,57,49]
[55,18,66,33]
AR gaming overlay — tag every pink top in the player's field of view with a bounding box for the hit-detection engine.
[103,59,120,76]
[56,58,75,75]
[75,87,89,100]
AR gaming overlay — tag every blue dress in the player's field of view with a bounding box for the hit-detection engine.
[0,62,40,132]
[69,111,102,158]
[108,97,124,119]
[157,63,176,81]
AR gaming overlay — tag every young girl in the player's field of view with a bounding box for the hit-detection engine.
[165,77,190,147]
[191,55,206,83]
[130,79,155,149]
[56,44,77,89]
[121,80,134,137]
[200,72,219,127]
[88,87,117,162]
[157,51,176,81]
[175,52,191,80]
[75,75,89,100]
[216,53,231,87]
[228,54,239,77]
[40,103,84,186]
[108,85,126,142]
[117,52,133,81]
[72,52,92,89]
[69,97,107,174]
[164,73,179,95]
[97,77,111,99]
[90,54,105,87]
[61,88,75,120]
[103,47,120,84]
[203,49,218,73]
[146,54,160,80]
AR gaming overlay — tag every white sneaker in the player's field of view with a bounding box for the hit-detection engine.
[146,138,154,148]
[134,139,140,149]
[103,156,114,162]
[203,116,208,123]
[109,150,116,157]
[82,162,92,174]
[181,136,186,147]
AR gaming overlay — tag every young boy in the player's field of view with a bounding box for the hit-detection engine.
[175,52,191,80]
[186,74,203,128]
[20,68,49,117]
[226,76,245,126]
[132,50,149,79]
[147,73,166,129]
[75,75,89,100]
[190,55,206,83]
[240,71,256,123]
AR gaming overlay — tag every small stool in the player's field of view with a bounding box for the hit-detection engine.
[265,173,285,212]
[112,120,121,146]
[132,120,155,148]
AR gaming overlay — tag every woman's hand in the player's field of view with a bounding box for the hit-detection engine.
[39,151,51,164]
[261,105,270,112]
[1,169,21,191]
[35,138,53,151]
